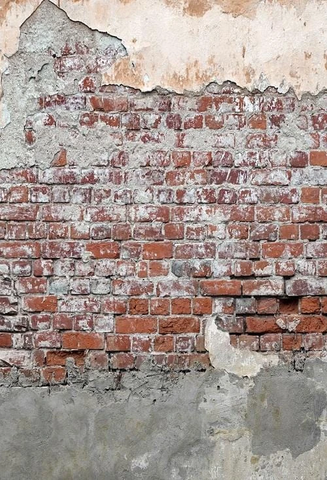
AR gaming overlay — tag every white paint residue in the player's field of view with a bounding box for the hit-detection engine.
[205,317,278,377]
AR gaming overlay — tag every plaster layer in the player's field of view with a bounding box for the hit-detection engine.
[1,361,327,479]
[205,317,278,377]
[1,0,327,115]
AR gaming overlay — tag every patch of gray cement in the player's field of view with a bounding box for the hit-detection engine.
[1,361,327,479]
[247,366,327,458]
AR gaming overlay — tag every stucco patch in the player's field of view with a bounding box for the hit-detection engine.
[205,317,278,378]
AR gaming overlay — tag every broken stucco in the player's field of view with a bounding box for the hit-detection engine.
[1,0,327,120]
[205,317,279,377]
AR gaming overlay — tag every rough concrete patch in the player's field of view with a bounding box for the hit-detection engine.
[0,366,327,478]
[247,365,327,458]
[205,316,278,377]
[0,371,216,480]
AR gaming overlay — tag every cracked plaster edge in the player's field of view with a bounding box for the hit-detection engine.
[205,316,279,377]
[1,0,327,124]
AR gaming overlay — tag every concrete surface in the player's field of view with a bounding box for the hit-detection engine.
[0,360,327,479]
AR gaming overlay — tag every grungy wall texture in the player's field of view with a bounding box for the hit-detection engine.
[2,1,327,479]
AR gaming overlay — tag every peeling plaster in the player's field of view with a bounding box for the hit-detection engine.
[205,317,278,377]
[1,0,327,125]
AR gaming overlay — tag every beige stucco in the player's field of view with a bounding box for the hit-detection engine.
[1,0,327,126]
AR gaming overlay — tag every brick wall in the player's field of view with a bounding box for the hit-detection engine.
[2,21,327,384]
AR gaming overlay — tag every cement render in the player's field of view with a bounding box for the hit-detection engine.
[0,360,327,479]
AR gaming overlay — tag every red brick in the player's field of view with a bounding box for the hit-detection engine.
[157,280,198,297]
[112,224,131,240]
[116,316,157,334]
[193,298,212,315]
[90,96,128,112]
[246,133,278,149]
[154,335,174,352]
[129,298,149,315]
[296,316,327,333]
[246,316,282,333]
[53,314,74,330]
[46,351,84,367]
[85,242,120,259]
[143,242,173,260]
[205,114,224,129]
[301,297,320,314]
[171,298,191,314]
[286,278,327,296]
[17,278,47,294]
[302,333,324,350]
[150,299,170,315]
[159,316,200,334]
[51,149,67,167]
[184,115,203,129]
[30,314,51,330]
[256,298,278,314]
[256,206,290,222]
[42,367,66,384]
[282,334,302,351]
[149,261,169,277]
[164,223,184,239]
[248,114,266,129]
[106,335,131,352]
[262,243,303,258]
[301,187,320,204]
[310,151,327,166]
[195,335,206,352]
[111,353,135,369]
[34,332,61,348]
[243,279,284,296]
[234,261,253,277]
[0,334,12,347]
[132,337,152,353]
[87,351,108,369]
[300,224,320,240]
[9,186,29,203]
[279,225,299,240]
[23,296,58,312]
[260,334,281,352]
[172,151,191,168]
[42,242,83,259]
[200,280,241,296]
[275,261,295,277]
[62,332,104,350]
[289,151,308,167]
[102,299,127,314]
[112,280,154,296]
[0,242,40,258]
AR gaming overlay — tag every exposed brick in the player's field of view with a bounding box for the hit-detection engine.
[282,334,302,351]
[260,334,281,352]
[62,332,104,350]
[23,296,58,312]
[116,316,157,334]
[159,317,200,334]
[200,280,241,296]
[301,297,320,314]
[246,316,282,334]
[3,57,327,382]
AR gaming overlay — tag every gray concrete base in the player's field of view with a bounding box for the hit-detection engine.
[1,360,327,479]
